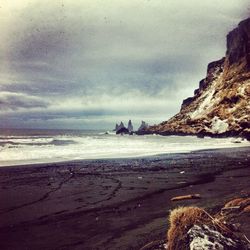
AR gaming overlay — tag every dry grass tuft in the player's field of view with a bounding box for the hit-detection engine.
[167,207,210,250]
[167,206,234,250]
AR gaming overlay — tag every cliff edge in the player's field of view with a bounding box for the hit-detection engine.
[147,18,250,139]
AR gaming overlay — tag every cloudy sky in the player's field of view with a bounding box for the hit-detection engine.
[0,0,249,130]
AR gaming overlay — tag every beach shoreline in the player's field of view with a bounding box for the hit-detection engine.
[1,130,249,168]
[0,147,250,249]
[0,141,249,168]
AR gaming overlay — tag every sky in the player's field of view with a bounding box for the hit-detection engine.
[0,0,249,130]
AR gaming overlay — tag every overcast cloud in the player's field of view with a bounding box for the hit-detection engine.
[0,0,249,129]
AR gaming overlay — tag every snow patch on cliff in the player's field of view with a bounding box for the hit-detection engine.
[189,74,223,120]
[238,80,250,96]
[189,88,215,119]
[239,85,246,95]
[210,116,229,134]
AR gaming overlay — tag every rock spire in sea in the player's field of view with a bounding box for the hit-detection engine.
[127,120,133,133]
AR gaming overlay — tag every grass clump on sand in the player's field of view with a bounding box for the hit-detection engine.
[167,206,235,250]
[167,207,210,250]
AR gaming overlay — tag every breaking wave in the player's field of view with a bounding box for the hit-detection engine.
[0,129,249,167]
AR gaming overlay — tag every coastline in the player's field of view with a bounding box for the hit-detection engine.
[0,147,250,249]
[0,136,249,168]
[137,130,250,141]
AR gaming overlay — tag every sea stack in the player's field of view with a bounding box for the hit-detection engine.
[116,122,125,131]
[145,17,250,139]
[136,121,149,134]
[127,120,133,133]
[114,123,119,132]
[116,121,129,134]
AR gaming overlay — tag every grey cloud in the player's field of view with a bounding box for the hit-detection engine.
[0,79,86,96]
[0,0,249,128]
[0,92,49,111]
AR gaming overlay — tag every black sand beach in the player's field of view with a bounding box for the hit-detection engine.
[0,147,250,250]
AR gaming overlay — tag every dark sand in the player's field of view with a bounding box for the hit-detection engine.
[0,147,250,250]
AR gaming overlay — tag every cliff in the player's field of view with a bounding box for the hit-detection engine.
[147,17,250,139]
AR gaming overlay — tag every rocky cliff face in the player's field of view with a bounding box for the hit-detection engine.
[147,17,250,139]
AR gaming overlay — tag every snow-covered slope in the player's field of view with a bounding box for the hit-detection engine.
[147,17,250,139]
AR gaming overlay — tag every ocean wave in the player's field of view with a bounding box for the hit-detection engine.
[0,139,77,147]
[0,133,249,167]
[50,139,77,146]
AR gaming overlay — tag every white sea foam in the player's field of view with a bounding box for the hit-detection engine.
[0,131,249,167]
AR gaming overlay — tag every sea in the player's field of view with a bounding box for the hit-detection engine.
[0,128,249,167]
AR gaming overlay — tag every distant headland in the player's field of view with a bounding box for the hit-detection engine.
[144,17,250,140]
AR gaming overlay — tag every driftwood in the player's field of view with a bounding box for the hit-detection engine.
[171,194,201,201]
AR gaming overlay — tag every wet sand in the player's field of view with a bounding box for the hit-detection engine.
[0,147,250,250]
